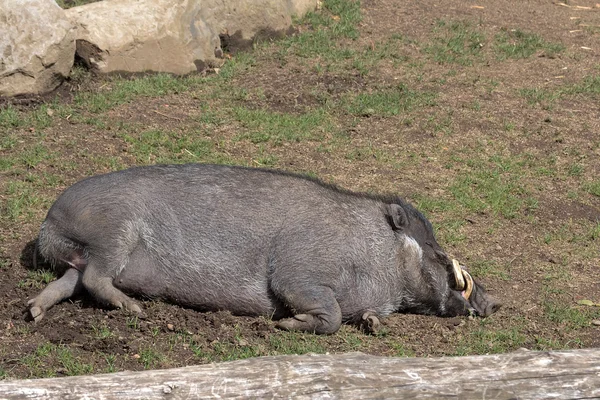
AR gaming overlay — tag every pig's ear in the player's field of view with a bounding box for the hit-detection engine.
[385,204,408,230]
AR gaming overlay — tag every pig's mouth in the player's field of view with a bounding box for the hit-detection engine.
[452,259,473,300]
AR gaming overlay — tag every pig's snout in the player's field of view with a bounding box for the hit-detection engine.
[481,297,502,317]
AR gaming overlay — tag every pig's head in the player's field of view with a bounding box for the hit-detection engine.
[385,201,502,318]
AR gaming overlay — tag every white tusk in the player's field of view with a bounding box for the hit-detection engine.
[462,269,474,300]
[452,259,465,290]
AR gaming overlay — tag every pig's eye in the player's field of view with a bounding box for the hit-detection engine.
[434,250,450,263]
[425,241,433,247]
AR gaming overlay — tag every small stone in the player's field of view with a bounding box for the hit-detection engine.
[167,323,175,331]
[132,353,140,359]
[591,320,600,326]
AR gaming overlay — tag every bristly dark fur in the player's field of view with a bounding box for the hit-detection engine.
[147,163,434,231]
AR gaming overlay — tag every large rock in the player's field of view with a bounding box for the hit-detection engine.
[0,0,76,97]
[65,0,318,75]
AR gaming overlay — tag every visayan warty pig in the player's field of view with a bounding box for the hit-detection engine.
[29,164,501,334]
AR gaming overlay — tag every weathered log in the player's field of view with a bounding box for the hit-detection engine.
[1,349,599,399]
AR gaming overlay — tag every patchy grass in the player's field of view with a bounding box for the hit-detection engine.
[4,180,54,222]
[454,325,529,355]
[91,323,114,340]
[520,87,561,109]
[120,128,234,165]
[424,20,486,65]
[544,302,600,331]
[447,155,535,219]
[494,29,565,60]
[17,269,56,289]
[277,0,361,60]
[520,74,600,109]
[16,343,94,378]
[584,180,600,197]
[73,74,203,114]
[0,105,25,129]
[268,331,328,355]
[468,260,511,281]
[345,84,437,117]
[233,108,334,144]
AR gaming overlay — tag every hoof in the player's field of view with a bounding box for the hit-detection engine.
[361,311,381,334]
[28,305,45,323]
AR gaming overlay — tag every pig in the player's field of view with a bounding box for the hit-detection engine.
[28,164,501,334]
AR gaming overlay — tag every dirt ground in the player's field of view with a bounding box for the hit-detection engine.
[1,0,599,379]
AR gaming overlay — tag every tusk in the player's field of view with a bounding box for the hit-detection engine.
[462,269,474,300]
[452,259,465,290]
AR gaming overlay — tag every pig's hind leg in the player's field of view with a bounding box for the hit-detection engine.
[273,284,343,335]
[82,257,142,314]
[28,268,84,323]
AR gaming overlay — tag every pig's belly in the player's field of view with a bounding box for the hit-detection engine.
[161,278,279,316]
[113,251,280,316]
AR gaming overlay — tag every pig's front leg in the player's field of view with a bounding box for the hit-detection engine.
[275,286,343,335]
[360,310,381,334]
[27,268,84,323]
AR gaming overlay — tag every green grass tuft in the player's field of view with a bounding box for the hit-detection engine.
[73,74,204,114]
[450,170,526,219]
[424,20,485,66]
[345,84,437,117]
[468,260,511,280]
[121,129,234,165]
[4,180,53,222]
[565,75,600,96]
[519,87,561,108]
[454,324,528,355]
[544,302,600,330]
[57,347,94,376]
[277,0,361,60]
[18,269,56,289]
[234,108,332,144]
[138,348,165,369]
[0,105,25,129]
[584,180,600,197]
[268,331,327,355]
[495,29,564,60]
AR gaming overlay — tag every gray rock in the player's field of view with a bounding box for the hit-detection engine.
[0,0,76,97]
[65,0,318,75]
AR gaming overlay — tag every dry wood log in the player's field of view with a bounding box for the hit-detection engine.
[1,349,599,399]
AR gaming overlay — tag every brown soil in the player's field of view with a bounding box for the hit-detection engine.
[1,0,600,379]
